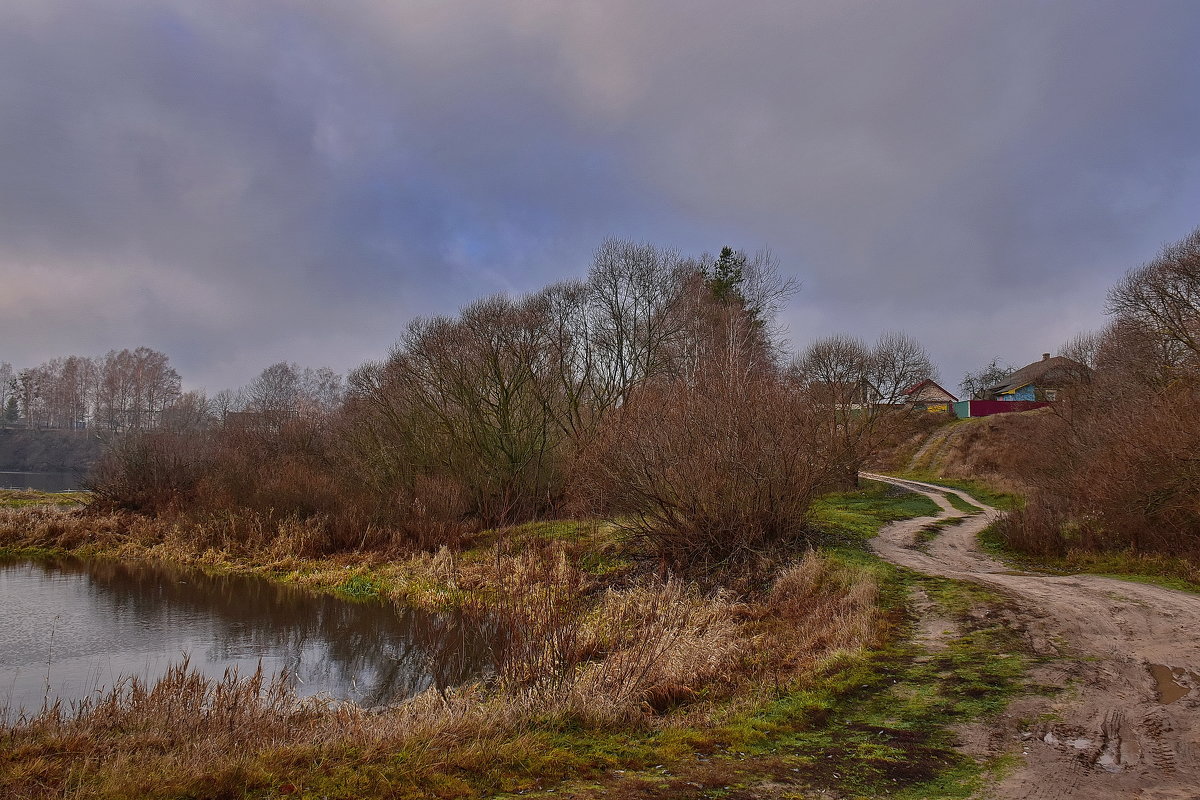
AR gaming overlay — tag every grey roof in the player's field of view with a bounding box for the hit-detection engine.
[986,355,1090,396]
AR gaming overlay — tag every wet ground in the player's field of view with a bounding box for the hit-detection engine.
[863,472,1200,800]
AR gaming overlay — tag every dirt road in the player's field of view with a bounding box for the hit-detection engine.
[861,472,1200,800]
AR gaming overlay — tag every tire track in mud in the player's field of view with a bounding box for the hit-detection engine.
[861,472,1200,800]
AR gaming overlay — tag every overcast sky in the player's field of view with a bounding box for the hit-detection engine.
[3,0,1199,393]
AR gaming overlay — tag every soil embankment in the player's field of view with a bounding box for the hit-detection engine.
[863,472,1200,800]
[900,413,1046,492]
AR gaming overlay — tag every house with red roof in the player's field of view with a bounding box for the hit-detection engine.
[900,379,958,412]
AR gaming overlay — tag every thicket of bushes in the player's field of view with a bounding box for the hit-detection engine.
[90,240,932,566]
[1001,227,1200,560]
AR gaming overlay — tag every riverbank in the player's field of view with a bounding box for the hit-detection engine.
[0,483,1041,799]
[0,488,88,509]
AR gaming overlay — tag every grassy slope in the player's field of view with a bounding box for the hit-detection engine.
[0,486,1042,800]
[525,484,1039,799]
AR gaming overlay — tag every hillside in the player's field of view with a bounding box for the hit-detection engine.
[884,410,1051,491]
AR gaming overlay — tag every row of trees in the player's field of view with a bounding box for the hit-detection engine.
[0,350,344,433]
[0,348,181,431]
[94,239,938,565]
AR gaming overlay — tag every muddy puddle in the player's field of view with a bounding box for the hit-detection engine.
[1148,663,1198,704]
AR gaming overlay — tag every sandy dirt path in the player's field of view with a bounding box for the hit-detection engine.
[861,472,1200,800]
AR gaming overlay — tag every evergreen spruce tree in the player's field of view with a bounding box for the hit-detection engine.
[706,246,747,302]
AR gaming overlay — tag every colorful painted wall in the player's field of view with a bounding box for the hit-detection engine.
[953,400,1049,418]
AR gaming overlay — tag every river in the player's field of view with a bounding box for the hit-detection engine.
[0,472,84,492]
[0,557,495,718]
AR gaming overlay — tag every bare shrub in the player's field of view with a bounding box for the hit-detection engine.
[1003,227,1200,560]
[88,428,213,513]
[1004,380,1200,558]
[575,371,833,567]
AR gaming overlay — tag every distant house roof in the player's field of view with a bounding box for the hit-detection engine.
[985,354,1090,397]
[901,379,958,403]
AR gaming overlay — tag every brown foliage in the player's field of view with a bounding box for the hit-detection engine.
[1002,226,1200,559]
[86,238,934,571]
[573,369,837,567]
[1002,380,1200,558]
[88,417,471,556]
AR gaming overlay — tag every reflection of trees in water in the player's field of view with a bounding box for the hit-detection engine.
[24,558,496,705]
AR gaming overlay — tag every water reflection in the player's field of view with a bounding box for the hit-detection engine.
[0,558,495,715]
[0,471,82,492]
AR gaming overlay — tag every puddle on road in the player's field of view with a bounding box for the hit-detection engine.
[1148,663,1199,704]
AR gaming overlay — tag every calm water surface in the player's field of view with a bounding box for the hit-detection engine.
[0,471,82,492]
[0,558,495,716]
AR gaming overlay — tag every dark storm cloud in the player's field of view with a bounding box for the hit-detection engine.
[2,0,1200,390]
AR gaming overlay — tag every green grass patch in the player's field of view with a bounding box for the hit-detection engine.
[0,489,89,508]
[0,544,65,562]
[809,480,940,546]
[889,472,1021,511]
[979,524,1200,594]
[334,573,381,599]
[942,492,982,515]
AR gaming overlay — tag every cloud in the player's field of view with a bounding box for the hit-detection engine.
[1,0,1199,391]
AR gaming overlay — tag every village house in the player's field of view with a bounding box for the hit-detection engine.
[983,353,1090,402]
[899,379,958,412]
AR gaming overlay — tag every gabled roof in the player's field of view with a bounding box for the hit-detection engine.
[986,355,1089,396]
[901,379,959,403]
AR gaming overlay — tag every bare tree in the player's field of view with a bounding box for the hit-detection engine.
[1058,330,1104,370]
[1107,226,1200,367]
[958,358,1012,400]
[298,366,344,415]
[94,348,181,431]
[16,367,46,428]
[161,390,214,431]
[869,331,936,405]
[795,332,934,407]
[586,239,693,404]
[132,347,181,427]
[0,362,13,420]
[210,388,246,420]
[793,331,937,484]
[247,362,302,420]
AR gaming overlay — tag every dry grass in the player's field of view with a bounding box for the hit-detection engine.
[0,503,887,799]
[901,413,1042,495]
[743,551,882,685]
